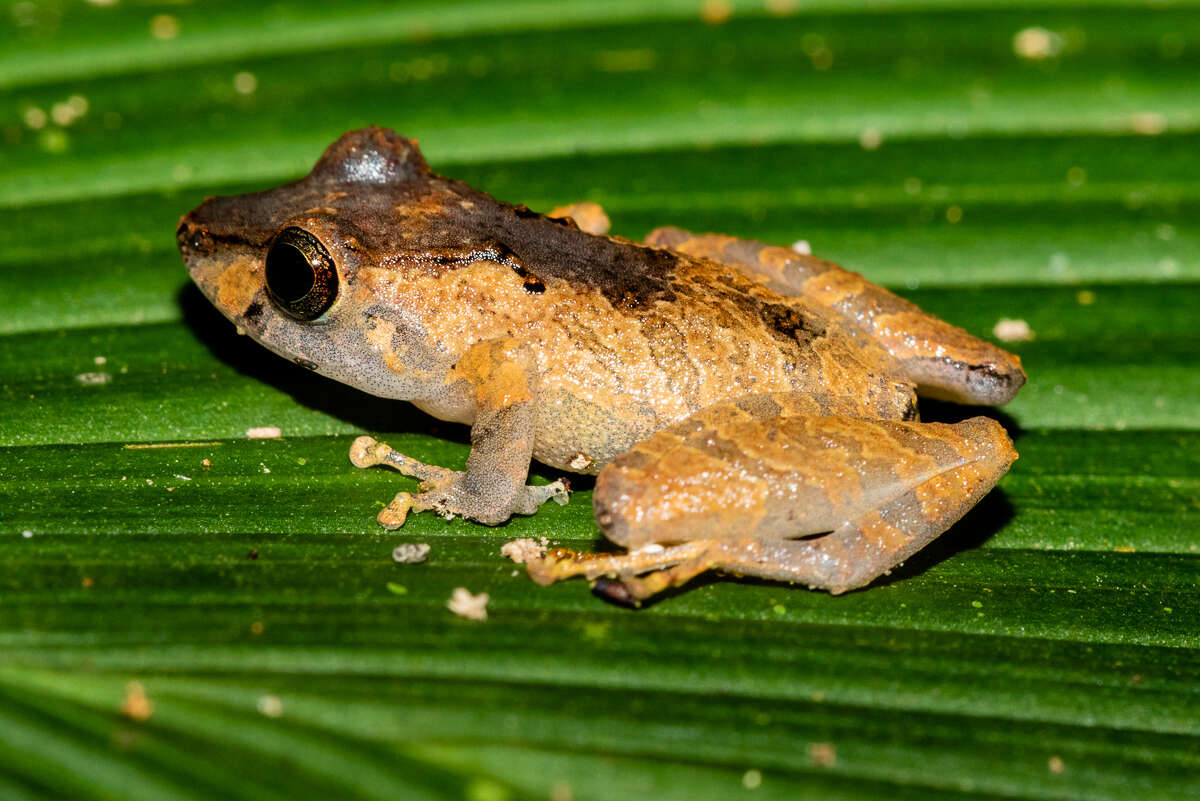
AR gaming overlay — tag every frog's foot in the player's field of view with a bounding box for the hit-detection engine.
[527,540,720,605]
[547,202,610,236]
[351,436,568,529]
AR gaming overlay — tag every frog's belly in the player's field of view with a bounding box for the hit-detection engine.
[532,388,660,475]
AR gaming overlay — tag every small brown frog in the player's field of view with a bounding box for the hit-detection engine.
[178,127,1024,602]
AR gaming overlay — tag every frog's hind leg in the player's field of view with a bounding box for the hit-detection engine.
[527,411,1017,601]
[645,227,1025,406]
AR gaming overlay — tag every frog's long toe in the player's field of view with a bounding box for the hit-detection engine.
[350,436,458,484]
[378,492,416,529]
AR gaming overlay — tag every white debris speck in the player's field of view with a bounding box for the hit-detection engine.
[790,240,812,255]
[392,543,430,564]
[150,14,180,40]
[172,474,192,481]
[447,587,489,621]
[858,127,883,150]
[51,103,74,126]
[23,107,47,130]
[75,372,112,385]
[632,543,666,556]
[233,72,258,95]
[1130,112,1167,136]
[809,742,837,767]
[246,426,282,439]
[120,681,154,721]
[1012,27,1063,60]
[21,530,33,539]
[568,453,591,470]
[257,694,284,718]
[501,537,549,564]
[93,355,107,365]
[993,318,1035,342]
[742,769,763,789]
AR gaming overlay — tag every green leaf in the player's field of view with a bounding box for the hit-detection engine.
[2,2,1198,799]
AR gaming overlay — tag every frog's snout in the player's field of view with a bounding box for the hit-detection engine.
[176,215,217,263]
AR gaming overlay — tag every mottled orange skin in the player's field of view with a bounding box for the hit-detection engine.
[178,127,1024,603]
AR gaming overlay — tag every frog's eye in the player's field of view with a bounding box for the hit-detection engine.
[265,227,338,321]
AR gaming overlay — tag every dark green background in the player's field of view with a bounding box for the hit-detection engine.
[2,1,1197,799]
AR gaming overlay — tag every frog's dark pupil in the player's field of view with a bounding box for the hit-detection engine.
[265,227,338,321]
[266,242,315,303]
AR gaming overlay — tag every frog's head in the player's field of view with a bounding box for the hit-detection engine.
[176,126,452,400]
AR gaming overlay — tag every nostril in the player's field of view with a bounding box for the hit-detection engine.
[176,220,215,255]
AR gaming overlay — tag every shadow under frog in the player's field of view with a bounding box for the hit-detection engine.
[177,126,1026,604]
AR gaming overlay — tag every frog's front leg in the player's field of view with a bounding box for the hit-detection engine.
[527,407,1016,601]
[350,338,568,528]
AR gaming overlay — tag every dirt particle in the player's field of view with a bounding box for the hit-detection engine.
[447,587,489,621]
[701,0,732,25]
[233,71,258,95]
[1012,27,1063,60]
[150,14,180,40]
[1130,112,1167,136]
[247,549,259,560]
[502,537,549,564]
[1048,755,1065,774]
[250,621,264,635]
[741,769,763,789]
[392,543,431,564]
[81,577,94,588]
[993,318,1035,342]
[75,372,112,385]
[257,694,283,718]
[120,681,154,722]
[809,742,837,767]
[246,426,282,439]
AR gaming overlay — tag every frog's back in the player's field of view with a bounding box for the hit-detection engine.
[412,161,918,429]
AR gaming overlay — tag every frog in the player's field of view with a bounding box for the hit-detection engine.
[177,126,1025,604]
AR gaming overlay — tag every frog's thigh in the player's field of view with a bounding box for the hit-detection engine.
[547,202,610,236]
[595,413,1017,595]
[645,226,1025,406]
